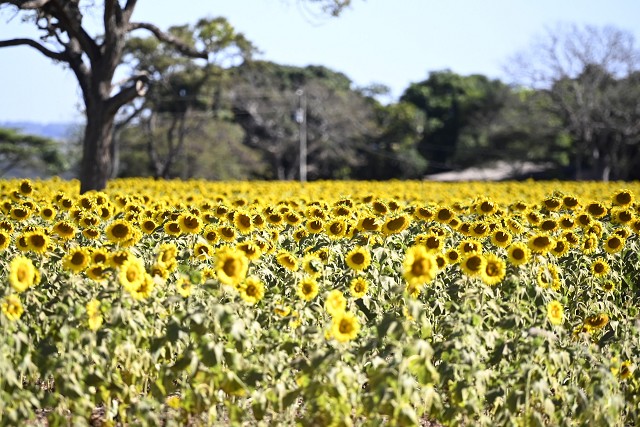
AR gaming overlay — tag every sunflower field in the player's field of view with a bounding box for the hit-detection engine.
[0,178,639,426]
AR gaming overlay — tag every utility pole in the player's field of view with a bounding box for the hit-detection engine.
[295,89,307,182]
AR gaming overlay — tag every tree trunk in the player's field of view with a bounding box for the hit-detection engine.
[80,101,115,193]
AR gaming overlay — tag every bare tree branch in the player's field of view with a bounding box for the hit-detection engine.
[107,73,149,115]
[47,0,101,65]
[128,22,208,59]
[5,0,52,9]
[0,37,66,61]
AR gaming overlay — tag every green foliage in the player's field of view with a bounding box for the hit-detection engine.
[0,128,67,177]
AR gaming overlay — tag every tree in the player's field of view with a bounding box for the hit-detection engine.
[229,61,378,180]
[507,23,640,180]
[357,102,427,179]
[0,127,66,177]
[0,0,353,193]
[401,70,512,173]
[121,17,255,179]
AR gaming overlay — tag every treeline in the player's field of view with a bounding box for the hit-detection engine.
[111,21,640,181]
[2,20,639,182]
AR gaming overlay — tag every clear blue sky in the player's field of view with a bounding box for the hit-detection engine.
[0,0,639,123]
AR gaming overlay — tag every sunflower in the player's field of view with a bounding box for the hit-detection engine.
[193,242,213,260]
[402,245,438,285]
[239,276,265,304]
[507,217,526,235]
[561,194,580,210]
[293,228,308,242]
[458,238,483,255]
[306,219,326,234]
[86,299,103,330]
[83,227,101,240]
[15,235,30,252]
[119,256,147,294]
[26,229,50,254]
[611,188,634,207]
[0,230,10,252]
[177,212,202,234]
[109,249,131,268]
[562,230,580,246]
[413,206,435,221]
[507,242,531,266]
[475,198,498,215]
[88,314,103,331]
[164,221,182,237]
[528,233,555,254]
[349,277,369,299]
[276,250,299,272]
[558,215,575,230]
[585,201,608,219]
[106,219,134,244]
[590,257,610,278]
[39,204,57,221]
[460,253,486,277]
[619,361,634,380]
[415,233,443,252]
[382,214,410,235]
[345,246,371,272]
[297,276,319,301]
[602,280,615,292]
[86,299,101,317]
[326,219,347,239]
[331,311,360,342]
[156,243,178,271]
[434,206,455,223]
[542,196,562,212]
[584,313,609,330]
[539,219,558,233]
[233,210,254,234]
[490,229,512,248]
[470,220,491,238]
[62,247,91,273]
[481,254,506,286]
[215,247,249,286]
[10,206,32,221]
[611,207,634,225]
[603,235,625,254]
[140,218,157,234]
[301,253,323,277]
[547,300,563,325]
[284,211,303,227]
[371,200,388,215]
[236,241,262,261]
[86,264,109,282]
[537,264,561,291]
[1,294,24,321]
[458,222,473,237]
[218,225,237,242]
[175,276,193,298]
[581,233,598,255]
[325,289,347,316]
[9,255,37,292]
[525,209,542,226]
[550,239,570,258]
[444,248,461,265]
[201,225,219,245]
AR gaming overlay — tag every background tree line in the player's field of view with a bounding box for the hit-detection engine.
[1,5,639,183]
[111,21,640,181]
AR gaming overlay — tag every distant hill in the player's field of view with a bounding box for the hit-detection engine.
[0,121,79,141]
